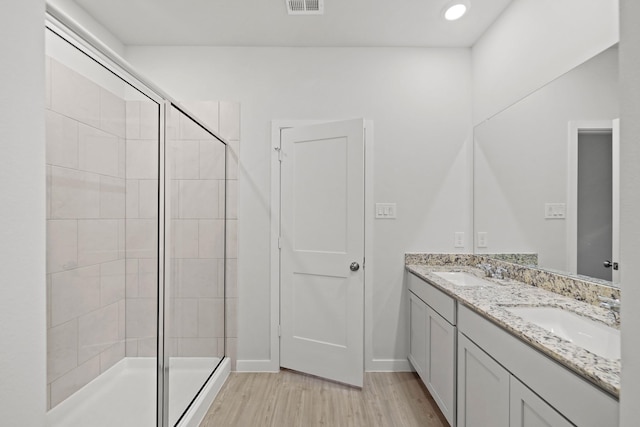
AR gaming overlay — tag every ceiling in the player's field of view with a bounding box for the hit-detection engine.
[72,0,513,47]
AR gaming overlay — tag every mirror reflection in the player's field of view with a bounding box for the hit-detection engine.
[473,46,619,286]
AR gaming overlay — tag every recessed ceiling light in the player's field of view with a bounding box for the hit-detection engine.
[443,2,469,21]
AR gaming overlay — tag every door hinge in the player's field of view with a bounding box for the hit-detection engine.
[278,237,282,249]
[275,146,282,162]
[278,325,281,337]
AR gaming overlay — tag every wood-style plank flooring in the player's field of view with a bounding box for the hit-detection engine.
[200,370,448,427]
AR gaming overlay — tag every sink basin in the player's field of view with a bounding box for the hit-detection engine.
[432,271,494,287]
[505,306,620,359]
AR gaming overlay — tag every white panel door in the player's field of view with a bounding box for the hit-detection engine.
[280,119,365,387]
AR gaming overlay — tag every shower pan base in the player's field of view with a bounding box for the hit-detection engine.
[46,357,230,427]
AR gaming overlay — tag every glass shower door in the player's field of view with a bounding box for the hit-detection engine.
[45,25,160,427]
[164,104,226,425]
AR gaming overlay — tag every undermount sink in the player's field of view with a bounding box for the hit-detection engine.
[432,271,494,287]
[505,306,620,360]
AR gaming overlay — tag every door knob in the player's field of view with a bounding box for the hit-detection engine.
[604,260,619,270]
[350,262,360,272]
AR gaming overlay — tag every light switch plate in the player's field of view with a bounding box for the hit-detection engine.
[375,203,396,219]
[545,203,566,219]
[454,232,465,248]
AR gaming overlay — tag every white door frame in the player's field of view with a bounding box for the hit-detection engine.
[263,119,374,373]
[567,120,619,283]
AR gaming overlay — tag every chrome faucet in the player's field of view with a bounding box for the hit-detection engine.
[476,263,508,280]
[493,267,507,280]
[477,263,493,277]
[599,296,621,321]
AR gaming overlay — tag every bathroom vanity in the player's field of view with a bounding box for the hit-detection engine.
[406,259,620,427]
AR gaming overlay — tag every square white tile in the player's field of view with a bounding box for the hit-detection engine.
[51,60,100,128]
[47,319,78,383]
[77,303,119,364]
[125,219,158,259]
[99,88,126,138]
[179,180,218,219]
[50,265,101,327]
[100,259,126,306]
[77,219,119,266]
[126,139,159,180]
[197,298,224,338]
[47,219,78,274]
[99,176,125,219]
[46,110,78,169]
[198,219,224,259]
[169,140,200,179]
[126,298,157,338]
[78,124,120,177]
[176,258,218,298]
[138,179,159,219]
[171,219,199,259]
[50,167,100,219]
[199,140,225,180]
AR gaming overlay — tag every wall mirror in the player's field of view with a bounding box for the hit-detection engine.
[473,45,620,286]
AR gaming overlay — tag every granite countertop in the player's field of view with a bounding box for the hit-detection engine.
[406,264,620,397]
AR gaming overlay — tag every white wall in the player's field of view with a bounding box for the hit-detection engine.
[125,46,473,367]
[619,0,640,424]
[0,0,47,425]
[472,0,619,125]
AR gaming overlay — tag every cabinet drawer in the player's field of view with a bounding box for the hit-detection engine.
[408,272,456,324]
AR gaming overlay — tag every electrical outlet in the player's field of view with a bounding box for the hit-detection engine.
[454,232,465,248]
[477,232,488,248]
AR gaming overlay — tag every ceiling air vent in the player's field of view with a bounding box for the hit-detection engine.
[286,0,324,15]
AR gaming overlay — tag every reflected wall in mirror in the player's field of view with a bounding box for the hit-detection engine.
[474,46,619,286]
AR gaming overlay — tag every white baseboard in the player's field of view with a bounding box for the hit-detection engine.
[236,358,412,373]
[235,359,280,372]
[367,358,413,372]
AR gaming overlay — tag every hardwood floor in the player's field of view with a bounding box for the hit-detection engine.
[200,370,449,427]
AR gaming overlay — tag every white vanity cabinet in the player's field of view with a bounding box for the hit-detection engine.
[409,291,428,380]
[407,273,456,426]
[457,304,618,427]
[458,332,571,427]
[510,376,573,427]
[457,333,509,427]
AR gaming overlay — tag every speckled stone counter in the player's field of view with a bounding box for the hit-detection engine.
[405,263,620,397]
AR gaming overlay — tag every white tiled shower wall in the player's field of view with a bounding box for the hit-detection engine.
[46,57,129,408]
[178,101,240,370]
[46,56,240,409]
[142,105,226,364]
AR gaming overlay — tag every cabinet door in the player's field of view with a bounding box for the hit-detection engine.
[409,291,427,381]
[457,332,509,427]
[426,306,456,426]
[510,377,574,427]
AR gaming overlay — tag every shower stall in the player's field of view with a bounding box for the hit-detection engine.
[45,8,230,427]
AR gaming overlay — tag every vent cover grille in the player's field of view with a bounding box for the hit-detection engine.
[286,0,324,15]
